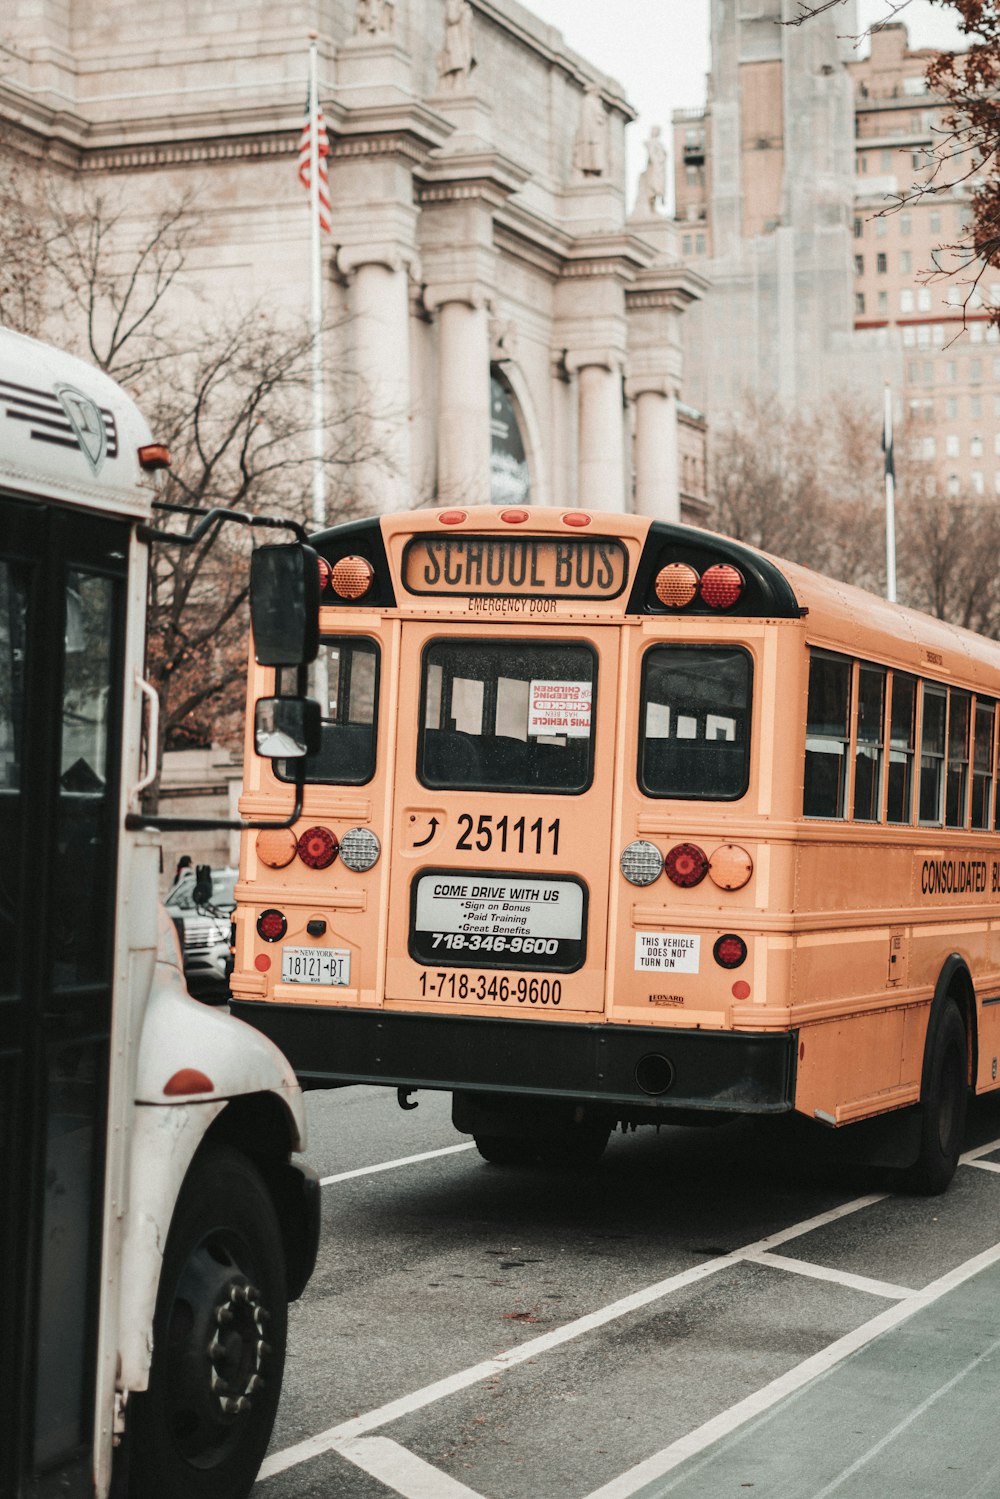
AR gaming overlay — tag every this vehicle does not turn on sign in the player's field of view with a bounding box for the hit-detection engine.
[635,932,701,972]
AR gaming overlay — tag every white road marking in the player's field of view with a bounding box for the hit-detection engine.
[744,1250,914,1301]
[806,1328,1000,1499]
[581,1235,1000,1499]
[967,1158,1000,1175]
[335,1437,488,1499]
[319,1142,476,1186]
[260,1191,886,1481]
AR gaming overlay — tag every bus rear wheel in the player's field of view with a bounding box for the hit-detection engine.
[128,1144,288,1499]
[904,999,968,1196]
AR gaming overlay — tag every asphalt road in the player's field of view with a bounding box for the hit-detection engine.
[254,1086,1000,1499]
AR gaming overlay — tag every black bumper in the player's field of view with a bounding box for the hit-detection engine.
[230,1001,796,1115]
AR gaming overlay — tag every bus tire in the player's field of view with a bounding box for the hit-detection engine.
[128,1144,288,1499]
[904,999,968,1196]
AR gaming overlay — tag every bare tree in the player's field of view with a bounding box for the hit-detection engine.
[0,145,47,333]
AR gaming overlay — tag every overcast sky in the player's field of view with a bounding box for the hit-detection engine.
[524,0,965,201]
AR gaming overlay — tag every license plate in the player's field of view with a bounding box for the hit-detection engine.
[281,947,351,985]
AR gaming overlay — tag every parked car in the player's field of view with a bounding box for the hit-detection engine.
[163,865,236,999]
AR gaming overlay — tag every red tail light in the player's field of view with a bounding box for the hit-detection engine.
[317,556,332,593]
[664,843,708,888]
[700,564,744,609]
[297,826,339,869]
[256,909,287,942]
[714,934,747,968]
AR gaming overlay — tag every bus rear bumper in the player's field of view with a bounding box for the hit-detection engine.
[228,1003,796,1115]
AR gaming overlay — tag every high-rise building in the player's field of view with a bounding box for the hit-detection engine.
[673,4,991,497]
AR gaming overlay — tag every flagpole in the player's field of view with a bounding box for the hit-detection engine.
[308,31,326,532]
[883,383,897,604]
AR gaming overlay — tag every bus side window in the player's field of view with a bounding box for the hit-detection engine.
[853,664,886,821]
[276,636,379,785]
[971,697,994,831]
[918,685,947,826]
[945,690,971,828]
[803,652,851,819]
[886,673,916,824]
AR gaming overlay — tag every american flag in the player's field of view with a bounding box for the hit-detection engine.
[298,99,331,234]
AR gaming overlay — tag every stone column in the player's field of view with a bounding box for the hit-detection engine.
[567,351,626,512]
[340,248,415,511]
[425,288,492,506]
[626,375,680,521]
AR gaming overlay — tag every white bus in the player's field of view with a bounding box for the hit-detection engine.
[0,329,320,1499]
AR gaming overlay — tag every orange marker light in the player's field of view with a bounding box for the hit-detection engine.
[138,443,171,470]
[164,1068,214,1096]
[331,555,373,600]
[655,563,700,608]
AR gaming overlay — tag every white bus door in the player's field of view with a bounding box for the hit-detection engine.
[1,499,129,1498]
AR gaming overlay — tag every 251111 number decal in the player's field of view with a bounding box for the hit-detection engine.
[455,813,560,855]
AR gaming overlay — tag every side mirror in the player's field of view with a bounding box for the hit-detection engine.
[254,696,322,759]
[250,544,320,667]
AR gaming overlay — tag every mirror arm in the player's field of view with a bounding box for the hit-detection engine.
[125,769,304,834]
[138,503,310,547]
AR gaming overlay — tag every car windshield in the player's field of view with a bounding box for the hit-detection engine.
[165,870,236,913]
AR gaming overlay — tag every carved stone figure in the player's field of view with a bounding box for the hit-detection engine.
[356,0,394,35]
[573,82,607,178]
[635,125,667,215]
[437,0,475,90]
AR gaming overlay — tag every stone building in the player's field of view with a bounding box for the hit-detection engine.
[2,0,708,522]
[671,0,881,424]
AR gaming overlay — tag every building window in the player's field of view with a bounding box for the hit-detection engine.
[971,358,983,382]
[971,394,982,418]
[855,292,866,314]
[876,217,887,238]
[855,254,864,275]
[972,470,985,494]
[854,217,863,239]
[901,251,912,273]
[682,235,692,254]
[880,148,893,171]
[946,434,960,457]
[930,211,941,234]
[907,361,920,384]
[878,291,888,312]
[971,434,984,458]
[946,360,957,383]
[948,473,960,496]
[695,234,705,254]
[901,213,912,236]
[900,288,914,312]
[922,362,933,383]
[971,322,985,343]
[993,432,1000,455]
[918,287,932,311]
[877,252,887,273]
[947,397,958,419]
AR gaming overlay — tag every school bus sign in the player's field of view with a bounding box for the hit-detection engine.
[402,534,628,598]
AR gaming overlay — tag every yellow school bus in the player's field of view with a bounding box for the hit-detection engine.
[230,504,1000,1192]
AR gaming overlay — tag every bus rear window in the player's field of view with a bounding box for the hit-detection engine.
[277,636,378,785]
[418,639,595,793]
[639,646,752,800]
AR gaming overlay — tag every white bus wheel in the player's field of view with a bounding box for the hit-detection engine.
[128,1143,288,1499]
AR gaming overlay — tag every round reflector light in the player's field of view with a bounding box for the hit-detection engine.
[707,843,753,891]
[713,934,747,969]
[331,555,374,600]
[339,826,381,872]
[562,511,592,527]
[438,509,467,525]
[664,843,709,888]
[256,909,287,942]
[297,826,339,869]
[699,564,744,609]
[317,556,332,593]
[655,563,700,608]
[620,839,664,886]
[500,508,529,524]
[256,827,298,869]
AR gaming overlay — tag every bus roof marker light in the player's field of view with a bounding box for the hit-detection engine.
[138,443,171,470]
[331,555,373,600]
[655,563,700,608]
[562,512,592,527]
[438,510,467,525]
[700,564,744,610]
[620,839,663,886]
[664,843,708,888]
[339,827,381,872]
[296,826,339,870]
[500,509,529,523]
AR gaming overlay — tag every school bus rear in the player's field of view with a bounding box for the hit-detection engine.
[229,507,807,1148]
